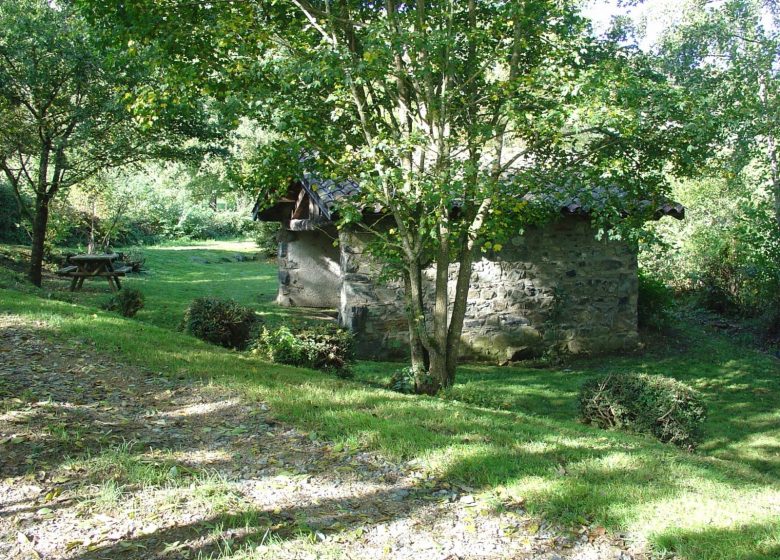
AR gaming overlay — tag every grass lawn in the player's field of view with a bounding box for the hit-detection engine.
[1,240,779,559]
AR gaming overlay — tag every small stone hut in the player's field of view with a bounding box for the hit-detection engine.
[253,176,683,362]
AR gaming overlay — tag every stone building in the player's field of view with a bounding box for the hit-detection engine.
[253,176,683,362]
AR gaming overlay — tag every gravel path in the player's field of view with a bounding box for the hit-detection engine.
[0,315,642,559]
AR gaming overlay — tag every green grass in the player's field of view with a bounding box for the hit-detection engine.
[67,440,192,488]
[1,240,780,559]
[356,329,780,477]
[0,240,310,330]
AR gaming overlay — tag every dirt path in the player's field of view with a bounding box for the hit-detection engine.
[0,315,640,559]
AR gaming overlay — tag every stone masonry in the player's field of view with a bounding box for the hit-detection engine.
[338,217,638,361]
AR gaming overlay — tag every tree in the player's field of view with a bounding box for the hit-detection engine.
[78,0,701,392]
[656,0,780,226]
[0,0,220,286]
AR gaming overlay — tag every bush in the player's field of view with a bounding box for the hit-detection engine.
[252,222,281,258]
[182,297,258,349]
[579,373,706,450]
[697,280,737,314]
[254,323,354,377]
[760,302,780,343]
[640,173,780,325]
[637,271,675,330]
[0,182,28,243]
[102,288,145,318]
[389,367,416,394]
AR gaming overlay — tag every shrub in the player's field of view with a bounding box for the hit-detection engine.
[102,288,145,318]
[254,323,354,377]
[0,181,28,243]
[697,280,736,314]
[637,271,675,330]
[579,373,706,450]
[256,325,306,365]
[760,302,780,343]
[252,222,281,258]
[182,297,258,349]
[389,367,416,394]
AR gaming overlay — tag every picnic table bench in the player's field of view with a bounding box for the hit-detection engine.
[56,253,131,292]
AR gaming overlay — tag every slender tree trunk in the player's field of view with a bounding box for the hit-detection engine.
[406,261,439,394]
[29,197,49,287]
[427,224,453,390]
[444,242,476,380]
[29,143,52,287]
[426,211,451,386]
[758,76,778,227]
[88,198,97,254]
[209,193,218,211]
[768,134,779,228]
[403,271,429,374]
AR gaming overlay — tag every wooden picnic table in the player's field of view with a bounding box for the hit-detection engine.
[57,253,132,292]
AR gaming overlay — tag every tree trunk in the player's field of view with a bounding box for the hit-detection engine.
[29,198,49,287]
[404,272,429,374]
[444,242,477,381]
[421,208,454,392]
[403,228,479,393]
[427,348,449,393]
[29,143,52,287]
[768,134,779,228]
[405,262,439,394]
[209,193,218,211]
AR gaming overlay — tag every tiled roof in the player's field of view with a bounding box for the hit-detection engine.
[255,175,684,222]
[300,174,361,220]
[300,176,685,221]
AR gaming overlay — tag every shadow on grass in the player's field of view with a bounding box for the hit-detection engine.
[67,485,419,560]
[359,324,780,480]
[3,290,780,560]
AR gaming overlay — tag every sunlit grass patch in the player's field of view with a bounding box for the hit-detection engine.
[83,479,126,512]
[66,440,195,488]
[3,241,780,560]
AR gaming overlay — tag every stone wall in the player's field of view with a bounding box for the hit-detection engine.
[460,218,638,361]
[338,230,410,359]
[276,227,341,309]
[339,218,638,361]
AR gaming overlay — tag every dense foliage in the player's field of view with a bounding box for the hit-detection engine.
[253,222,281,258]
[633,0,780,339]
[254,324,355,377]
[655,0,779,228]
[73,0,708,393]
[0,182,26,243]
[579,373,707,449]
[641,172,780,326]
[34,165,259,249]
[0,0,224,285]
[182,297,257,350]
[637,270,675,331]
